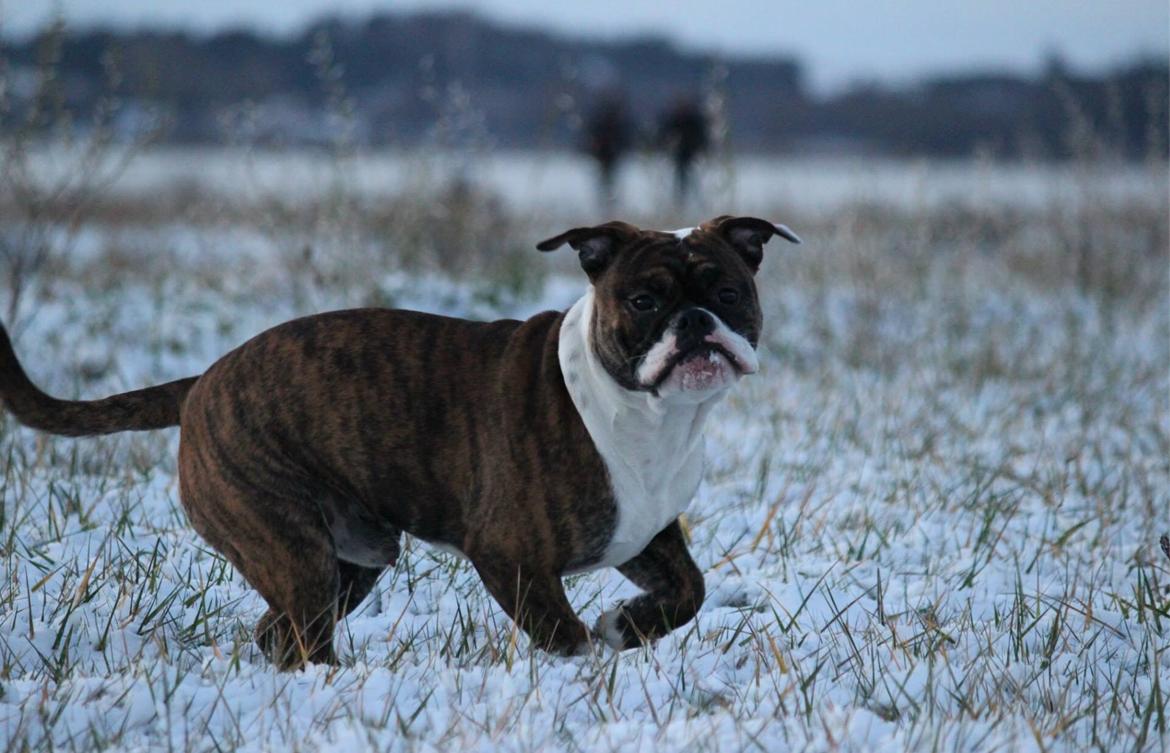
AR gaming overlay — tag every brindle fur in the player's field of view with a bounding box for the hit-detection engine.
[0,216,790,669]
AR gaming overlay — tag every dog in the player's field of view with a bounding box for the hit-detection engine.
[0,215,799,669]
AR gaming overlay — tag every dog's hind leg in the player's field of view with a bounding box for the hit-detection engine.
[229,518,343,670]
[254,561,385,667]
[178,473,346,669]
[249,560,342,671]
[336,560,385,619]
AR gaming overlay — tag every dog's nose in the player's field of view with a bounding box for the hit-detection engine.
[676,308,714,335]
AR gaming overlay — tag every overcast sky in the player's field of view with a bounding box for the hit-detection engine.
[4,0,1167,92]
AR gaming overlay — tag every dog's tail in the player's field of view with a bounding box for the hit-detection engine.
[0,324,199,436]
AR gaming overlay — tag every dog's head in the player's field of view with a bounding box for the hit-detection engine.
[538,215,800,400]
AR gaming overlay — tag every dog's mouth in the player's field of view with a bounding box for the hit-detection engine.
[633,316,760,393]
[650,343,745,391]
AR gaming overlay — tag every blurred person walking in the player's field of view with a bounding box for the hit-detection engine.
[583,93,632,213]
[659,97,710,208]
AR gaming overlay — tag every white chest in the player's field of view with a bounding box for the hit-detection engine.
[590,414,706,568]
[558,291,719,570]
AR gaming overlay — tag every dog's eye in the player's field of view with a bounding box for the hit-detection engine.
[717,288,740,305]
[630,294,657,312]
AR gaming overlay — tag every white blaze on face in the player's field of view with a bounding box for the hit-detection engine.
[671,227,695,239]
[705,315,759,375]
[635,330,679,386]
[636,308,760,391]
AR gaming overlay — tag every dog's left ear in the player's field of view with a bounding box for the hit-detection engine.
[536,221,640,280]
[706,215,801,273]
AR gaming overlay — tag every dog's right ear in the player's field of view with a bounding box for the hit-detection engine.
[536,221,639,280]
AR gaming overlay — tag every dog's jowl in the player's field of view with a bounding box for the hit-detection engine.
[0,215,799,669]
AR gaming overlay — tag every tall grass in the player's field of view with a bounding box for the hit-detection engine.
[0,23,1167,753]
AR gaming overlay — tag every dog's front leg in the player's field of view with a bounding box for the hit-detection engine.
[597,520,706,650]
[473,559,592,656]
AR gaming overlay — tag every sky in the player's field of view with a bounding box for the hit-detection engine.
[4,0,1167,92]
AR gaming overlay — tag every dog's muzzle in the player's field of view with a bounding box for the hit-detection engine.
[636,308,759,391]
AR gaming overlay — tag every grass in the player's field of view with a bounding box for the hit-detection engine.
[0,147,1166,751]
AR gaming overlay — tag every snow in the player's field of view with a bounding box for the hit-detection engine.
[18,146,1169,215]
[0,160,1167,752]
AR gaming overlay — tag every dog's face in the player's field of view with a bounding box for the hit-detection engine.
[538,216,800,400]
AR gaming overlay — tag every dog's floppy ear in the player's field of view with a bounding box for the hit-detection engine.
[705,215,801,273]
[536,221,639,280]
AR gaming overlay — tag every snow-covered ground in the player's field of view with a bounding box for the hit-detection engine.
[20,145,1166,216]
[0,155,1168,752]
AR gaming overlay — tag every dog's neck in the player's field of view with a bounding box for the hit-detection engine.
[558,289,727,567]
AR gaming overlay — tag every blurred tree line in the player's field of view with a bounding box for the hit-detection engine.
[2,11,1165,159]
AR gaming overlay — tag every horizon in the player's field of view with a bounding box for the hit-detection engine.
[3,1,1166,94]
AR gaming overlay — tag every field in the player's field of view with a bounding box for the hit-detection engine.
[0,148,1167,752]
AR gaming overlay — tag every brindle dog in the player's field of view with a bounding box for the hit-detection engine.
[0,215,798,668]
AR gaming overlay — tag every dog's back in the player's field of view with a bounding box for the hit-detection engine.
[179,307,534,545]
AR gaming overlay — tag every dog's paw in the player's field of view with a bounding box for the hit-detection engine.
[555,636,595,657]
[594,608,635,651]
[547,634,595,658]
[570,640,595,657]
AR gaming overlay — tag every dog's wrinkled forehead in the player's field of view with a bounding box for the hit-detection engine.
[605,227,744,285]
[535,215,800,283]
